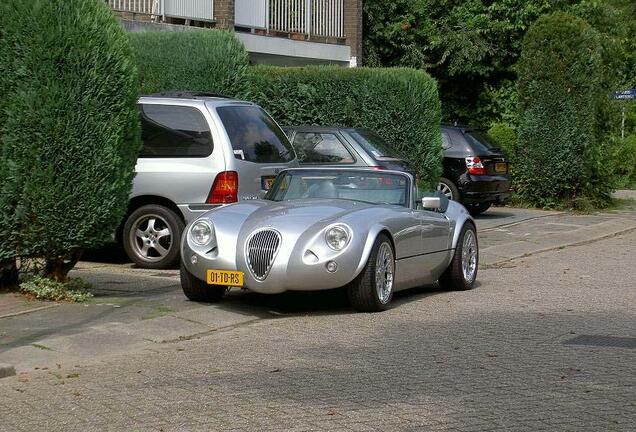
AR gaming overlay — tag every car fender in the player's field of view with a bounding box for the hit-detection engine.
[353,223,391,277]
[445,201,475,249]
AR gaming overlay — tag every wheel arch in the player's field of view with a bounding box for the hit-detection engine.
[353,225,395,278]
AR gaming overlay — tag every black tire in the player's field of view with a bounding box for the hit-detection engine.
[467,202,492,216]
[439,222,478,291]
[438,177,460,201]
[122,204,184,269]
[180,263,226,303]
[347,234,395,312]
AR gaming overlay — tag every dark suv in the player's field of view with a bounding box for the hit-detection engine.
[439,125,512,215]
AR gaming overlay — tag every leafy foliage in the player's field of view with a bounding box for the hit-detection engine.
[363,0,576,123]
[0,0,140,279]
[20,276,93,302]
[516,12,610,208]
[249,66,443,188]
[129,30,250,97]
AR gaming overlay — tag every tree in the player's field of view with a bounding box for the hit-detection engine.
[0,0,140,281]
[516,12,608,208]
[363,1,587,124]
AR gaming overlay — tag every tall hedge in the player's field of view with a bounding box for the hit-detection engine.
[516,12,608,208]
[0,0,140,280]
[129,30,250,97]
[250,66,442,188]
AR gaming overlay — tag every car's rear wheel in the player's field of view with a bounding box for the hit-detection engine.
[123,204,184,269]
[437,177,459,201]
[180,263,226,303]
[439,222,478,291]
[347,234,395,312]
[466,202,491,216]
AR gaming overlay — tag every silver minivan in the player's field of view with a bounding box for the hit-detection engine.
[122,93,297,269]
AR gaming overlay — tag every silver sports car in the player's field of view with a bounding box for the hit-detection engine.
[180,168,478,312]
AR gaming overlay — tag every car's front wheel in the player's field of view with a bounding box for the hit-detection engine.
[347,234,395,312]
[180,263,226,303]
[439,222,478,291]
[122,204,184,269]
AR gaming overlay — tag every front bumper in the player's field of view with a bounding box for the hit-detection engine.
[181,227,364,295]
[458,174,512,205]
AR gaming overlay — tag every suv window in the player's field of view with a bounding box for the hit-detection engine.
[349,130,395,159]
[293,132,355,164]
[139,104,213,158]
[217,106,295,163]
[465,131,501,153]
[441,132,452,150]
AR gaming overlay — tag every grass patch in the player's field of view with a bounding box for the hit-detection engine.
[142,305,175,320]
[20,276,93,302]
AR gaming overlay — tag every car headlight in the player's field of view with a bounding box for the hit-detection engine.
[191,221,213,246]
[325,225,350,251]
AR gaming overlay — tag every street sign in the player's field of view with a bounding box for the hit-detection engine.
[610,88,636,100]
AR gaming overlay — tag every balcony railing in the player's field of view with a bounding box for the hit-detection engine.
[107,0,214,22]
[235,0,344,39]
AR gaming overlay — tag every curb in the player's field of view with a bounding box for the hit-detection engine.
[0,363,16,379]
[482,224,636,269]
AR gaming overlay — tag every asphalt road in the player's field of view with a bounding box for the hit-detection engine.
[1,227,634,431]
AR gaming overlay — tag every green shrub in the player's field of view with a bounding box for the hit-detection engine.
[129,30,250,97]
[516,12,609,208]
[249,66,442,188]
[20,276,93,302]
[0,0,140,280]
[607,134,636,188]
[487,123,517,159]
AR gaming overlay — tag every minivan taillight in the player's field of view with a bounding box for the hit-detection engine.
[465,157,486,176]
[206,171,238,204]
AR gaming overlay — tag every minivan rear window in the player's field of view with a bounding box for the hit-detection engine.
[217,106,295,163]
[139,104,213,158]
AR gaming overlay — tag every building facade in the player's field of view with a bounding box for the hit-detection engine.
[108,0,362,67]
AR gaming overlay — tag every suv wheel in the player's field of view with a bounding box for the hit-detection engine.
[467,202,491,216]
[123,204,184,269]
[437,177,459,201]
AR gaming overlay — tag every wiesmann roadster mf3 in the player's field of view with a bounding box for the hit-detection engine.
[180,168,478,312]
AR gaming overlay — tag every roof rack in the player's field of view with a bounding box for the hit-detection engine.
[147,91,233,100]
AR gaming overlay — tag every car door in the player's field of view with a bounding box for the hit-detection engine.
[415,189,452,271]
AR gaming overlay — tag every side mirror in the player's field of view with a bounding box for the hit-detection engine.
[421,197,441,210]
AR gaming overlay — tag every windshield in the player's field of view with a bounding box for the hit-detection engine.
[266,170,410,207]
[217,106,295,163]
[349,130,396,159]
[465,131,501,152]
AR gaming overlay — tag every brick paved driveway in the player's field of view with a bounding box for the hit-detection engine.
[1,228,634,431]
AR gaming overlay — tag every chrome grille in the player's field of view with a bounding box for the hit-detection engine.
[246,229,281,280]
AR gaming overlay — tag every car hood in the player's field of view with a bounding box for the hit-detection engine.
[209,199,374,231]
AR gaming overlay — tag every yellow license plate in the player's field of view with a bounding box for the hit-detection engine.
[206,270,244,287]
[495,162,507,173]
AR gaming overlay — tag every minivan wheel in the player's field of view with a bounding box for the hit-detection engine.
[123,204,184,269]
[437,177,459,201]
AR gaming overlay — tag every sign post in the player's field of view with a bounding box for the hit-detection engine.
[609,88,636,140]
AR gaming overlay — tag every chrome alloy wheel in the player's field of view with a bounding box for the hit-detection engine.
[461,229,478,283]
[375,242,395,304]
[437,182,454,200]
[129,214,172,263]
